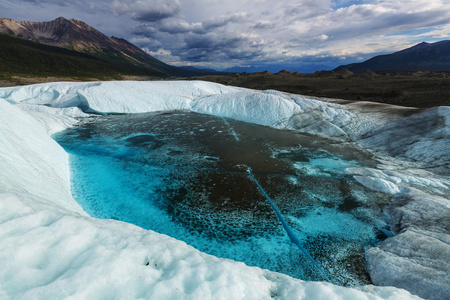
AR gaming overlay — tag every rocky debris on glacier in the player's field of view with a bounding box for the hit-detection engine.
[1,80,448,299]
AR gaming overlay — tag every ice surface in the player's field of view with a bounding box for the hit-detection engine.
[346,167,449,195]
[366,190,450,300]
[0,100,83,213]
[1,80,447,299]
[357,106,450,170]
[0,81,385,141]
[2,81,447,167]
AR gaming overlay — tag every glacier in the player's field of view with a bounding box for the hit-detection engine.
[0,80,448,299]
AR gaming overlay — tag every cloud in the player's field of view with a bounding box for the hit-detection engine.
[178,32,264,62]
[131,0,450,69]
[416,23,450,39]
[337,2,448,42]
[158,18,204,34]
[131,23,159,38]
[202,12,248,30]
[251,20,273,29]
[2,0,450,71]
[111,0,181,22]
[282,0,332,19]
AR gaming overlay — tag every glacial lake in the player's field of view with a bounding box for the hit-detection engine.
[53,111,391,286]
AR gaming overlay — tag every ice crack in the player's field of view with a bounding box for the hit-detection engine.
[247,167,330,282]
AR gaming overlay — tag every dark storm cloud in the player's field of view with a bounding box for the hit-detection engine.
[160,30,265,63]
[131,6,180,22]
[180,33,249,60]
[184,33,244,50]
[177,46,264,62]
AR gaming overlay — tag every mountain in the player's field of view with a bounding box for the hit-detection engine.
[0,32,124,79]
[0,17,203,77]
[335,40,450,73]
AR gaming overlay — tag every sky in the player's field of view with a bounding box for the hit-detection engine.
[1,0,450,73]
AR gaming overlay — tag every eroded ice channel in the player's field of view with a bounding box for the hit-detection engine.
[54,111,392,286]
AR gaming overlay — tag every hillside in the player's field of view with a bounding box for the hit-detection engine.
[0,32,126,79]
[0,31,181,81]
[0,17,213,77]
[335,40,450,72]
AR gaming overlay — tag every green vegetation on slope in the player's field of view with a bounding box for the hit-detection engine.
[0,33,166,79]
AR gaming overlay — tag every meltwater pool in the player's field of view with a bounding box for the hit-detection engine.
[53,111,391,286]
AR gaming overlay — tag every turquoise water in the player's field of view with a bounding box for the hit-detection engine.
[53,111,391,286]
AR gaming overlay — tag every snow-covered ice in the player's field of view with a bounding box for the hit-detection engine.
[1,80,448,299]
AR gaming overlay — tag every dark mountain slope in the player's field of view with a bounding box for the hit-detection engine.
[0,17,206,77]
[0,32,125,79]
[335,40,450,72]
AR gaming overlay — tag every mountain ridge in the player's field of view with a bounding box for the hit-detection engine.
[0,17,146,55]
[335,40,450,73]
[0,17,220,77]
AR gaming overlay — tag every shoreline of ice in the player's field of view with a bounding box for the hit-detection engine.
[1,80,448,299]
